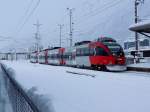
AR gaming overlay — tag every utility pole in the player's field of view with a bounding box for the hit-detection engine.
[134,0,144,62]
[33,20,42,62]
[58,24,64,47]
[67,8,74,47]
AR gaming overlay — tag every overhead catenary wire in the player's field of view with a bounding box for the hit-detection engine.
[78,0,121,19]
[35,0,128,48]
[6,0,41,47]
[0,35,17,42]
[64,0,125,39]
[0,0,40,52]
[15,0,41,37]
[73,0,126,36]
[75,0,123,26]
[15,0,34,34]
[46,0,125,47]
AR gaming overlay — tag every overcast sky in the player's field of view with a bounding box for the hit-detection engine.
[0,0,149,52]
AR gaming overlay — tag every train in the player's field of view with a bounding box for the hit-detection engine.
[30,37,127,71]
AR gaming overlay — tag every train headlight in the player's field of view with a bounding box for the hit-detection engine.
[117,58,122,61]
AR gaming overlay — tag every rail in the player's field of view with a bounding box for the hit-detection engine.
[1,63,40,112]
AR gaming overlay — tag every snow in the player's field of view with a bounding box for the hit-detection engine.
[129,20,150,33]
[129,20,150,29]
[1,60,150,112]
[124,37,150,43]
[0,65,13,112]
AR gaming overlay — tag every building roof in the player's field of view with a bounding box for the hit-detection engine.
[129,21,150,33]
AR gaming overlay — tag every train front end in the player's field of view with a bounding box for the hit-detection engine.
[103,38,126,71]
[96,37,127,71]
[106,50,127,72]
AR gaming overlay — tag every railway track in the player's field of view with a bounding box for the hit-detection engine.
[66,71,96,78]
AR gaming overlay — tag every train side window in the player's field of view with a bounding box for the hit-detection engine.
[102,50,109,56]
[56,54,59,59]
[48,54,50,59]
[95,47,108,56]
[76,49,81,56]
[58,54,61,59]
[60,54,62,59]
[51,54,54,59]
[90,48,94,56]
[62,54,65,59]
[66,54,68,59]
[80,49,84,56]
[76,48,90,56]
[83,48,86,56]
[72,53,75,59]
[143,51,150,57]
[84,48,90,56]
[63,52,70,59]
[49,55,51,59]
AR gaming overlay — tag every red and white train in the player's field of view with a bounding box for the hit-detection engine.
[30,37,126,71]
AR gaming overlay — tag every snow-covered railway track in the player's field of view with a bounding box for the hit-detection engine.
[66,71,96,78]
[64,66,150,78]
[40,63,150,78]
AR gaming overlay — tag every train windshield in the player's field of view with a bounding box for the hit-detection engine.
[104,42,124,56]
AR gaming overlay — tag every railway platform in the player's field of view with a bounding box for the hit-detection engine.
[127,62,150,72]
[1,60,150,112]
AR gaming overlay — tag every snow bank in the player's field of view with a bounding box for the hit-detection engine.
[1,60,150,112]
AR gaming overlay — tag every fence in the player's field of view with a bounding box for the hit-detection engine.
[1,64,40,112]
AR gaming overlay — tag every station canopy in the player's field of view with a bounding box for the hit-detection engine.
[129,21,150,33]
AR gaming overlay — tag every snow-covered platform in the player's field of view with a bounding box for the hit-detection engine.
[1,60,150,112]
[128,62,150,68]
[127,62,150,72]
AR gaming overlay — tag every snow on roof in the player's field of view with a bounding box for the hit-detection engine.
[124,38,135,43]
[129,20,150,33]
[124,37,149,43]
[124,46,150,52]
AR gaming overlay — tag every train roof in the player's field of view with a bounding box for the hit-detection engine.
[32,51,38,53]
[74,41,91,46]
[96,37,117,43]
[129,21,150,33]
[37,47,62,52]
[47,47,61,50]
[38,47,61,52]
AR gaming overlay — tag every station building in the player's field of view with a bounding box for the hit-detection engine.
[127,21,150,62]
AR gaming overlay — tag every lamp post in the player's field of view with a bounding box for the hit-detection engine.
[134,0,144,62]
